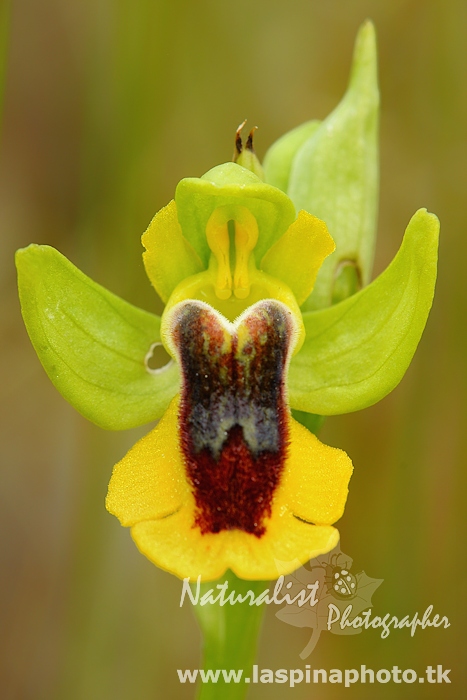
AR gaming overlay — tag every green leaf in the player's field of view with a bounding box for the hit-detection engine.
[175,162,296,266]
[288,209,439,415]
[16,245,179,430]
[263,119,321,194]
[288,21,379,310]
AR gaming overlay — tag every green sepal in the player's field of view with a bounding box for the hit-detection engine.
[175,162,296,266]
[16,245,179,430]
[288,21,379,310]
[288,209,439,415]
[263,119,321,194]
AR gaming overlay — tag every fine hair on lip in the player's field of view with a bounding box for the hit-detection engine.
[172,300,294,535]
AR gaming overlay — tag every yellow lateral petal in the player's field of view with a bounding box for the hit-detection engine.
[260,210,335,306]
[142,200,204,303]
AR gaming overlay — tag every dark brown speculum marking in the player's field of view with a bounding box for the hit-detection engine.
[171,300,295,537]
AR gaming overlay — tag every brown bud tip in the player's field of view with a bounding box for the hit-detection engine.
[234,119,247,157]
[246,126,258,152]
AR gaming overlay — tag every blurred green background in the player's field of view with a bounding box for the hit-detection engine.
[1,0,465,698]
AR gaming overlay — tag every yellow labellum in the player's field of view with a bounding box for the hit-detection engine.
[106,397,353,581]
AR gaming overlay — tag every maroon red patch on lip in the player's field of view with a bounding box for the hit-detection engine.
[170,300,295,536]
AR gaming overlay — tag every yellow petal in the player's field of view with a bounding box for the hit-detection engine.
[260,210,335,306]
[142,200,204,303]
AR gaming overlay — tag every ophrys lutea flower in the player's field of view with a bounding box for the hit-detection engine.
[16,21,439,583]
[105,160,353,580]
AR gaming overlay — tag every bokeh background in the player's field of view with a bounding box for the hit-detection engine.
[1,0,465,698]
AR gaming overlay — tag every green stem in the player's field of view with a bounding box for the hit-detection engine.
[192,571,268,700]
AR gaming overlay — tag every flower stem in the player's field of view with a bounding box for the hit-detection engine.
[192,570,267,700]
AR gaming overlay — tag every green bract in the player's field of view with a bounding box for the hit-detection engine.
[262,120,321,197]
[264,21,379,310]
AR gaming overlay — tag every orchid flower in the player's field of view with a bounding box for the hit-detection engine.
[105,161,352,580]
[15,22,438,584]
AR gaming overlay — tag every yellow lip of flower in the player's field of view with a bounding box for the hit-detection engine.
[106,298,353,581]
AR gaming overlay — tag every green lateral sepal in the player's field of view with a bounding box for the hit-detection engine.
[288,209,439,414]
[16,245,179,430]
